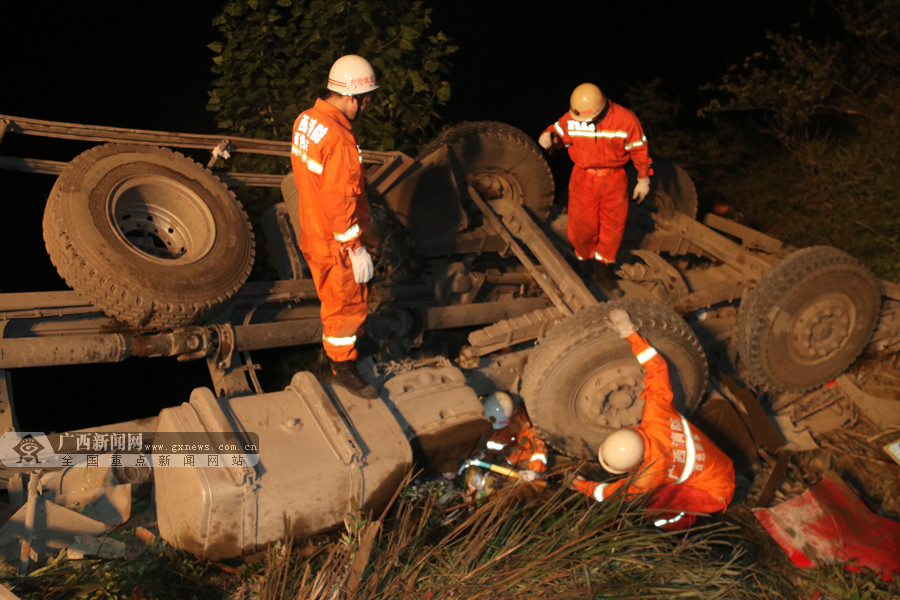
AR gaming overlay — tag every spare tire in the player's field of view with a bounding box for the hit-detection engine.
[43,144,255,330]
[737,245,881,392]
[417,121,555,220]
[520,298,708,460]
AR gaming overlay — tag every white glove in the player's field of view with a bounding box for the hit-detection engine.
[518,469,539,483]
[608,308,636,338]
[632,177,650,203]
[538,131,553,150]
[349,246,374,283]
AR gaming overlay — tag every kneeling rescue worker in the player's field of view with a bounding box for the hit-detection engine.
[290,55,379,399]
[573,308,735,530]
[482,392,549,483]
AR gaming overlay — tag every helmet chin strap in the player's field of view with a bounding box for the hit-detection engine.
[593,100,611,123]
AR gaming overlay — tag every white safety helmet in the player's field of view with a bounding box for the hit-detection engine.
[482,392,514,430]
[598,428,644,474]
[569,83,606,122]
[327,54,379,96]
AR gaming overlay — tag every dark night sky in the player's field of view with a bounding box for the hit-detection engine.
[0,1,830,430]
[1,1,827,134]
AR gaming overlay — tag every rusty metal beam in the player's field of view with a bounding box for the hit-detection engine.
[0,370,19,434]
[0,114,395,165]
[490,198,600,310]
[703,213,792,257]
[654,212,774,280]
[0,155,286,188]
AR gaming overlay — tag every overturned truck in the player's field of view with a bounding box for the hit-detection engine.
[1,114,898,558]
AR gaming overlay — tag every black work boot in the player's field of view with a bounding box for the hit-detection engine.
[331,360,379,399]
[354,333,379,359]
[593,261,624,299]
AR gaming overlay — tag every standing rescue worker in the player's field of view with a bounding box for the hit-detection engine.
[573,308,735,530]
[482,392,548,482]
[538,84,652,292]
[290,55,379,399]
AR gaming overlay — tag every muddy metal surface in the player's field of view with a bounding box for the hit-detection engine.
[1,114,899,570]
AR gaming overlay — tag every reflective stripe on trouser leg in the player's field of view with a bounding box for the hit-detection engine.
[305,251,368,363]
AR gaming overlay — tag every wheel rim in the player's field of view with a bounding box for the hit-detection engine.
[573,358,645,430]
[469,170,523,203]
[108,175,216,264]
[787,292,856,364]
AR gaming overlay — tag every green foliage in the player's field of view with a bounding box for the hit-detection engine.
[206,0,457,155]
[698,28,854,173]
[691,0,899,280]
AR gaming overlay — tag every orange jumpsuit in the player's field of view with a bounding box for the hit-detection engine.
[290,99,370,363]
[543,102,652,264]
[486,407,548,474]
[574,332,735,530]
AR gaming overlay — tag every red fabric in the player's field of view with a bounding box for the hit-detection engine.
[567,168,628,262]
[291,99,371,362]
[577,333,735,525]
[544,103,652,177]
[487,408,548,474]
[753,472,900,581]
[304,253,368,362]
[543,102,652,263]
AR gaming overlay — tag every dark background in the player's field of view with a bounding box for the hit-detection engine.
[0,1,827,432]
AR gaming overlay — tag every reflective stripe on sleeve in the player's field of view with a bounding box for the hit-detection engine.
[530,453,548,466]
[624,136,647,151]
[289,146,324,175]
[486,441,506,451]
[554,122,565,137]
[675,415,696,484]
[654,512,685,527]
[593,483,609,502]
[323,334,356,347]
[636,347,658,364]
[334,223,360,243]
[306,158,324,174]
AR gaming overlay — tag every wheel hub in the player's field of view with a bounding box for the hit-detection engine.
[470,171,520,202]
[790,293,855,362]
[574,361,644,430]
[108,175,216,263]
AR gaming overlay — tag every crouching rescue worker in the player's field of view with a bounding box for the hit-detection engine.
[290,55,379,399]
[465,392,549,497]
[573,308,735,530]
[538,83,652,294]
[482,392,549,482]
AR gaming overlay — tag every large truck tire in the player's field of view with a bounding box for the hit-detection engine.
[417,121,555,220]
[520,298,708,460]
[43,144,255,330]
[737,245,881,392]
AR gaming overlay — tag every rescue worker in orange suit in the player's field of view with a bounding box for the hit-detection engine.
[538,83,652,292]
[573,308,735,530]
[290,55,379,399]
[482,392,548,482]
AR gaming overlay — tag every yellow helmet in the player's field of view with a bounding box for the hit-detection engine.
[598,428,644,474]
[569,83,606,122]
